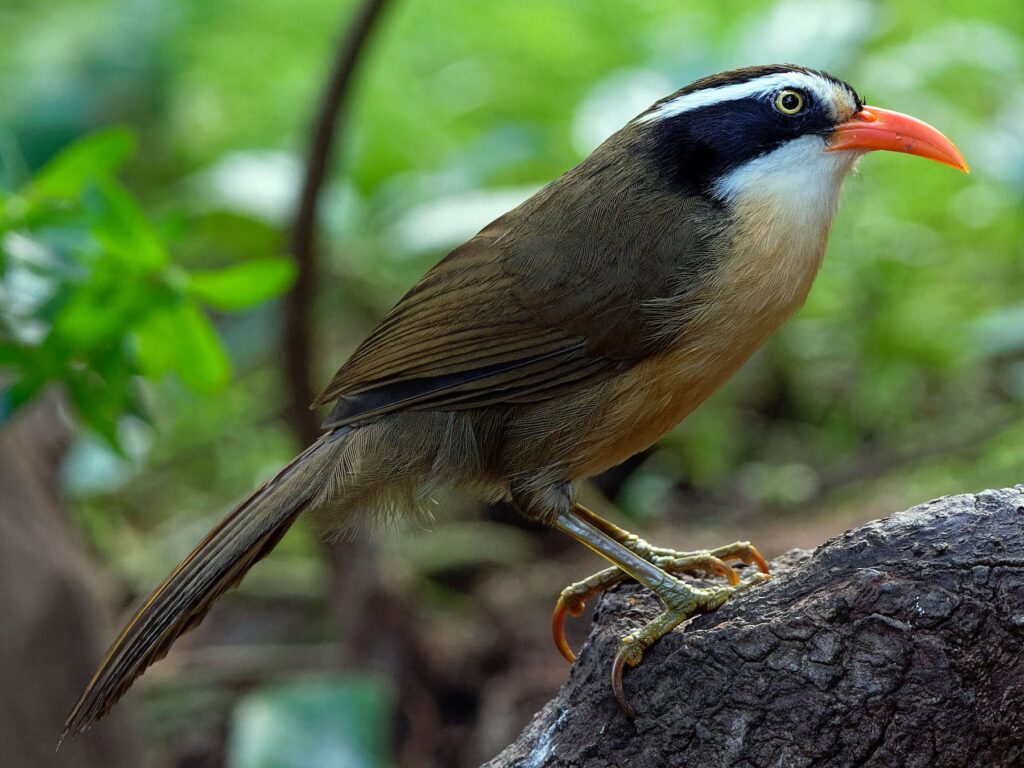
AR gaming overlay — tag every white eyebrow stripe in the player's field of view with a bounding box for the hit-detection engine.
[638,72,835,123]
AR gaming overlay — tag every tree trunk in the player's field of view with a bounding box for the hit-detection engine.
[486,487,1024,768]
[0,399,144,768]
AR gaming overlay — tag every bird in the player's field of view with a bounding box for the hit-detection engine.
[64,63,967,733]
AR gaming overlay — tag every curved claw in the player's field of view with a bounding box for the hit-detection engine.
[713,542,771,575]
[706,556,740,586]
[552,594,586,663]
[748,547,771,574]
[612,642,639,718]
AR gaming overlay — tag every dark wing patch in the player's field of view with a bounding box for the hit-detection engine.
[322,341,624,427]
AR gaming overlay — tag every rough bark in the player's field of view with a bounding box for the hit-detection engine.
[487,487,1024,768]
[0,399,144,768]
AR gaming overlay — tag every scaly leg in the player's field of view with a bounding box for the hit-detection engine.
[552,540,770,662]
[573,503,769,572]
[552,546,753,662]
[552,504,770,717]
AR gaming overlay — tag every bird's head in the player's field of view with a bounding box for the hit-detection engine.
[632,64,967,211]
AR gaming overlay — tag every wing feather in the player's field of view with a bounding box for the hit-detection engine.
[315,147,718,429]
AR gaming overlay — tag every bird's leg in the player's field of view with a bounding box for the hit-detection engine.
[569,502,675,560]
[572,503,770,573]
[552,556,738,662]
[553,504,770,665]
[552,507,770,717]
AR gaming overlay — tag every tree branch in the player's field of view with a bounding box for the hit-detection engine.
[487,486,1024,767]
[284,0,391,445]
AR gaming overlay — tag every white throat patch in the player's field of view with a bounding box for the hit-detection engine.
[708,134,860,311]
[640,71,851,124]
[710,134,858,211]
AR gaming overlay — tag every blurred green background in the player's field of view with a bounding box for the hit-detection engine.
[1,1,1021,766]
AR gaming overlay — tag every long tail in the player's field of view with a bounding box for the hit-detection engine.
[64,429,349,737]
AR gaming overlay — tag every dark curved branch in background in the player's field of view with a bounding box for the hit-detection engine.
[284,0,391,446]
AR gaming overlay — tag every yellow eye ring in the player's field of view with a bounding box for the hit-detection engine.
[774,89,805,115]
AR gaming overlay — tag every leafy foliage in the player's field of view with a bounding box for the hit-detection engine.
[0,129,295,448]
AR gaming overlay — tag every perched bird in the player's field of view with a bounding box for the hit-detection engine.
[65,64,967,732]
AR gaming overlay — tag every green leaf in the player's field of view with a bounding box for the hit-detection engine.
[69,394,123,451]
[187,257,296,311]
[132,307,179,379]
[92,178,167,269]
[28,129,135,202]
[64,361,135,454]
[53,273,156,349]
[166,303,231,392]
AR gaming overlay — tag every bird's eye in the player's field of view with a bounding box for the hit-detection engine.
[774,89,805,115]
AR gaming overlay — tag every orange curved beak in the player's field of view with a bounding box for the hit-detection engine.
[827,105,969,173]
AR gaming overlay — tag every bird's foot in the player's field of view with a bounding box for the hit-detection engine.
[552,540,770,662]
[611,573,770,717]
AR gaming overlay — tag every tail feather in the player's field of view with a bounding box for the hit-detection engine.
[64,430,347,737]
